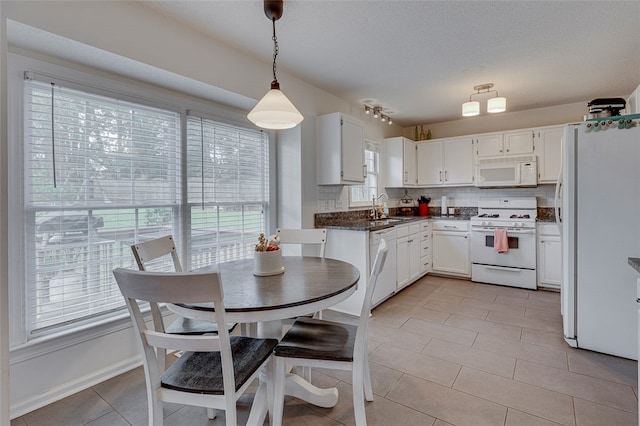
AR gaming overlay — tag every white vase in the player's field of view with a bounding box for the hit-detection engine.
[253,250,284,276]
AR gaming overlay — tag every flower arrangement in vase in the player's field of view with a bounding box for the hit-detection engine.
[254,233,284,276]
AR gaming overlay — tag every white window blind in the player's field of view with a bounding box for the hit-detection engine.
[24,79,181,336]
[350,141,380,206]
[186,115,269,271]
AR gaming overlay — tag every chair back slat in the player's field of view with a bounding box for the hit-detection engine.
[144,330,223,352]
[276,228,327,257]
[131,235,182,272]
[355,238,388,352]
[113,268,222,303]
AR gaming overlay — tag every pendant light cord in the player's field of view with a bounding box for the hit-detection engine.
[272,18,279,83]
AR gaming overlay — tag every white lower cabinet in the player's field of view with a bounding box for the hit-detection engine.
[420,221,432,274]
[396,221,428,291]
[432,221,470,277]
[537,223,562,290]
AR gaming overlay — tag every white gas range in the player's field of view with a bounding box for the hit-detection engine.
[470,197,538,289]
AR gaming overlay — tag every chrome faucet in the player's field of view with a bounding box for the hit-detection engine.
[372,193,389,219]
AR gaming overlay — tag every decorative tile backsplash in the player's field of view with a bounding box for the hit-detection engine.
[316,183,558,214]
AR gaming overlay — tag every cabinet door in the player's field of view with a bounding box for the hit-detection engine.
[536,126,564,183]
[443,137,474,186]
[403,139,417,186]
[417,141,443,186]
[475,133,504,158]
[341,115,366,183]
[433,232,470,276]
[504,130,534,156]
[409,238,421,282]
[538,236,562,289]
[396,237,410,288]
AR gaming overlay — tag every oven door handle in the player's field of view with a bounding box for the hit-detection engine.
[471,228,536,235]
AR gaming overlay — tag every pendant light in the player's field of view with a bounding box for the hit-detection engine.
[248,0,303,130]
[462,83,507,117]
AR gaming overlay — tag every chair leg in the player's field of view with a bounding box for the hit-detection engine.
[363,352,374,402]
[272,357,287,426]
[352,363,367,426]
[207,408,216,419]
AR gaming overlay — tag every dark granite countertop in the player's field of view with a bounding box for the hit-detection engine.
[628,258,640,274]
[318,215,473,232]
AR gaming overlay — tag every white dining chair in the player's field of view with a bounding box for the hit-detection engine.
[112,268,278,426]
[271,238,388,426]
[275,228,327,258]
[131,236,237,369]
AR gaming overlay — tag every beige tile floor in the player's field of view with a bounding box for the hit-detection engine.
[10,275,638,426]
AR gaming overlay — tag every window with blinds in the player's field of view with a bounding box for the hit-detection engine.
[350,141,380,206]
[185,115,269,271]
[21,78,270,338]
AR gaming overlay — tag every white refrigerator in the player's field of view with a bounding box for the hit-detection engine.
[561,116,640,360]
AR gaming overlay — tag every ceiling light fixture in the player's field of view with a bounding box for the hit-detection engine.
[364,104,393,125]
[248,0,303,130]
[462,83,507,117]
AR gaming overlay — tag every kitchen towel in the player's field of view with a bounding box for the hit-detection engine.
[494,228,509,253]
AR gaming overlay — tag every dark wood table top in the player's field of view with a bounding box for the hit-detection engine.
[172,256,360,323]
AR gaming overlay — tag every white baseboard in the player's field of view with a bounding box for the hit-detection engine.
[10,356,141,419]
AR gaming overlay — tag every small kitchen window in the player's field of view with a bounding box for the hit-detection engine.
[349,140,379,207]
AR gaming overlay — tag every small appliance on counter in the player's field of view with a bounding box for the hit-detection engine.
[441,196,448,215]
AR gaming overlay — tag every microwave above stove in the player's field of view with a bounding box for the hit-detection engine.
[475,155,537,188]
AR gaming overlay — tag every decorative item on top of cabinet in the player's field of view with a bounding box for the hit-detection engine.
[317,112,365,185]
[417,137,475,187]
[384,137,417,187]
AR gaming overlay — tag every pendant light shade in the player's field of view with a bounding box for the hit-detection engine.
[462,100,480,117]
[248,82,303,129]
[248,0,304,130]
[487,96,507,113]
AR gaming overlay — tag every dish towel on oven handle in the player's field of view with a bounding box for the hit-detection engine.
[494,228,509,253]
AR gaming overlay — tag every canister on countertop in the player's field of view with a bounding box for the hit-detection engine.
[441,196,447,216]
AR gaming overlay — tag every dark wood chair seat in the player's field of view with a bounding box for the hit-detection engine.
[165,317,237,335]
[162,336,277,394]
[274,317,356,362]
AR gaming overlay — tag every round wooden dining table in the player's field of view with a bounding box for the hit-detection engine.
[168,256,360,423]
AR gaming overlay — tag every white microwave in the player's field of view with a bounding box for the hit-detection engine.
[475,155,537,188]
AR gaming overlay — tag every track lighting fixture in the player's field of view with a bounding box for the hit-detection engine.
[363,104,393,125]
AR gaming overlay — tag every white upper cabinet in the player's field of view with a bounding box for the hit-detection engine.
[476,130,534,158]
[417,137,474,187]
[385,137,417,187]
[475,133,504,158]
[534,125,564,183]
[416,141,442,186]
[317,112,365,185]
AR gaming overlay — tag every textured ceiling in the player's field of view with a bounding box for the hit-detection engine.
[140,1,640,126]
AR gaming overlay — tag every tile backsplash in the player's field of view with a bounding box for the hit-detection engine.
[316,183,558,213]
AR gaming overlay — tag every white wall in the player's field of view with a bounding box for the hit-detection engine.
[0,2,11,425]
[403,102,586,140]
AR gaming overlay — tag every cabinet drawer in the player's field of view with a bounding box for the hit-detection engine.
[421,221,431,232]
[421,231,431,242]
[409,223,421,235]
[395,225,409,238]
[420,255,431,272]
[432,221,469,232]
[421,245,431,258]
